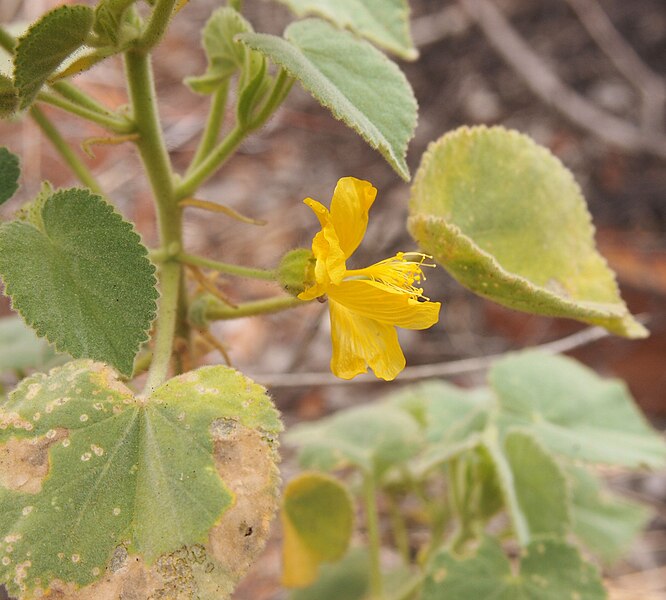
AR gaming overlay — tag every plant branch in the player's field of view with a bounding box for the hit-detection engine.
[30,106,102,194]
[186,82,230,174]
[125,48,182,392]
[248,320,632,387]
[363,475,384,600]
[457,0,666,158]
[200,295,303,321]
[139,0,178,51]
[178,252,275,280]
[37,91,134,133]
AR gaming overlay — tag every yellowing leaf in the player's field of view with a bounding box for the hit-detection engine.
[409,126,646,337]
[281,472,354,588]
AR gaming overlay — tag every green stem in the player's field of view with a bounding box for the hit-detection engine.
[30,106,102,194]
[139,0,178,50]
[0,26,16,53]
[186,81,230,175]
[125,48,182,393]
[178,252,275,281]
[387,493,411,565]
[176,69,293,199]
[142,260,180,394]
[37,91,134,133]
[176,125,245,200]
[363,475,384,600]
[202,295,303,321]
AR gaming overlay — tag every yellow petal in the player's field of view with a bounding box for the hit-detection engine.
[329,300,406,381]
[329,280,441,329]
[329,178,377,259]
[303,198,346,288]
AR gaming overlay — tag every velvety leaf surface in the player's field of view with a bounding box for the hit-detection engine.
[185,7,254,94]
[285,402,422,477]
[272,0,417,59]
[281,472,353,587]
[14,5,94,109]
[422,537,606,600]
[239,19,417,180]
[408,126,646,337]
[567,465,648,563]
[0,188,158,376]
[0,362,282,599]
[491,352,666,468]
[0,147,19,205]
[0,316,63,373]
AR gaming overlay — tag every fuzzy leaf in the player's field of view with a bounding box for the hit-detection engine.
[408,126,646,337]
[272,0,417,59]
[491,352,666,468]
[567,465,649,563]
[238,19,417,180]
[0,362,282,598]
[422,537,606,600]
[14,5,94,109]
[186,7,255,94]
[0,146,20,204]
[286,403,422,478]
[0,188,158,376]
[281,472,354,588]
[93,0,137,46]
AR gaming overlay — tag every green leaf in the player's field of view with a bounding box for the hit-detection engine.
[389,381,492,473]
[290,548,370,600]
[0,316,64,373]
[422,537,606,600]
[238,19,417,181]
[408,126,646,337]
[14,5,94,109]
[0,75,18,118]
[0,188,158,376]
[272,0,417,60]
[185,7,255,94]
[491,352,666,468]
[285,402,422,478]
[0,146,20,205]
[567,465,649,563]
[0,361,282,598]
[281,472,354,587]
[486,430,569,545]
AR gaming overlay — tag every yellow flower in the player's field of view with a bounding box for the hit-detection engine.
[298,177,441,380]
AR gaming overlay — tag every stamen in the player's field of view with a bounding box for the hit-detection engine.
[345,252,436,299]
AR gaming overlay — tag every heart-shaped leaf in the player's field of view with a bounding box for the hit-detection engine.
[238,19,417,180]
[272,0,417,60]
[0,361,282,598]
[408,126,646,337]
[0,188,158,376]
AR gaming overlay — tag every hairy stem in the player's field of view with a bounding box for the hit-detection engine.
[37,91,134,133]
[140,0,178,50]
[201,295,303,321]
[125,48,183,393]
[178,252,275,280]
[30,106,102,194]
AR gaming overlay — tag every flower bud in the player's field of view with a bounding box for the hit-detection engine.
[277,248,315,297]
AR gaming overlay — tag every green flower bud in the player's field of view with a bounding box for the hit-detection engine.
[277,248,315,297]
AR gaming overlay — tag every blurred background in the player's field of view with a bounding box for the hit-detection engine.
[0,0,664,598]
